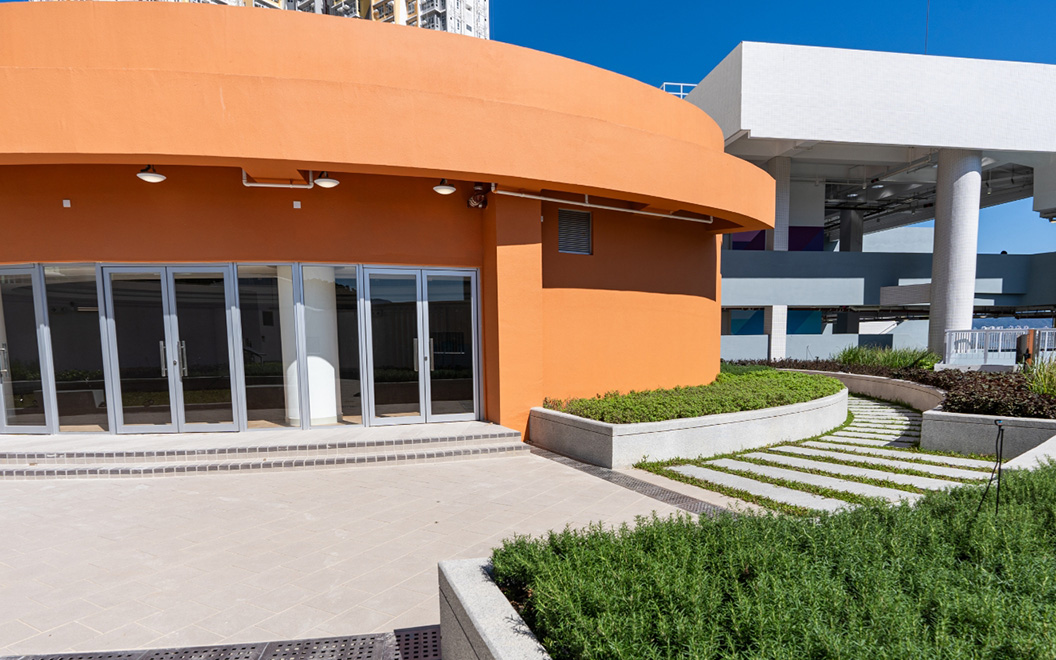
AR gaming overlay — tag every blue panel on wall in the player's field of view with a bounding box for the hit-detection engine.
[787,310,822,335]
[789,226,824,251]
[729,309,765,335]
[731,230,766,251]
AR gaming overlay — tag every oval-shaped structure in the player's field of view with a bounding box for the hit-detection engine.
[0,1,773,440]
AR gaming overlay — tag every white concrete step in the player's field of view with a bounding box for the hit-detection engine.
[743,451,960,490]
[671,464,849,513]
[838,429,920,440]
[709,459,921,504]
[769,446,988,480]
[802,441,993,469]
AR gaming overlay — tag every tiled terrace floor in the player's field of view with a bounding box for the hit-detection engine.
[0,453,682,655]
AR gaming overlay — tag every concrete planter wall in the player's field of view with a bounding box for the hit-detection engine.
[439,558,550,660]
[785,369,944,412]
[528,389,848,469]
[920,411,1056,459]
[788,369,1056,460]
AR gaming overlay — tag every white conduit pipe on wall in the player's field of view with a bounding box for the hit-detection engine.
[490,187,714,224]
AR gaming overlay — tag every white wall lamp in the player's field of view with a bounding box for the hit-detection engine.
[433,179,457,195]
[314,172,340,188]
[136,165,166,183]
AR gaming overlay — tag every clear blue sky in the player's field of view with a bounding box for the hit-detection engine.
[490,0,1056,255]
[3,0,1054,253]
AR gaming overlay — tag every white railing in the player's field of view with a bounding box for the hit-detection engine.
[660,82,696,99]
[944,329,1029,366]
[1037,329,1056,364]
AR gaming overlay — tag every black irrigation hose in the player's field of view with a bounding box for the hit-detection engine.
[975,419,1005,517]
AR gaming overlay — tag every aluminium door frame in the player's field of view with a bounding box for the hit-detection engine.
[362,267,429,426]
[101,265,180,434]
[166,264,241,433]
[421,268,480,423]
[101,264,241,434]
[0,264,56,434]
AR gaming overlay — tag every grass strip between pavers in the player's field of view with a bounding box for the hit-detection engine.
[763,447,987,483]
[819,435,1001,466]
[649,465,812,517]
[637,412,858,517]
[795,442,995,472]
[719,454,927,494]
[674,461,892,508]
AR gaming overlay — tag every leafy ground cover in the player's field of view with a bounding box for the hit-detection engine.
[1025,359,1056,398]
[543,369,843,424]
[739,358,1056,420]
[491,463,1056,660]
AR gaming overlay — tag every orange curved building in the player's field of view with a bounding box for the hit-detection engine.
[0,2,773,438]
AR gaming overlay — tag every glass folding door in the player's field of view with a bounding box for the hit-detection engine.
[104,266,239,433]
[364,268,478,425]
[0,267,52,433]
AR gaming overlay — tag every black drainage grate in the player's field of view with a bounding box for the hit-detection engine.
[261,636,390,660]
[393,627,441,660]
[144,645,266,660]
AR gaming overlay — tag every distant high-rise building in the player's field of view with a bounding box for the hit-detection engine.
[29,0,490,39]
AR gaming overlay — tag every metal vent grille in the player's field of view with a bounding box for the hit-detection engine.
[393,626,441,660]
[261,636,387,660]
[557,209,592,255]
[144,645,265,660]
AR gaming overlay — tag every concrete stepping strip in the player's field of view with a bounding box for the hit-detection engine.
[802,442,993,469]
[709,459,922,504]
[843,427,920,436]
[745,451,960,490]
[849,414,921,422]
[837,431,919,443]
[851,422,921,430]
[767,446,987,480]
[826,435,916,449]
[670,464,849,513]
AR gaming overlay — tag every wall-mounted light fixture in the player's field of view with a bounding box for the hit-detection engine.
[315,172,340,188]
[433,179,456,195]
[136,165,166,183]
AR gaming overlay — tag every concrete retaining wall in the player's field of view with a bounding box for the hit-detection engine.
[787,369,1056,459]
[785,369,944,412]
[528,389,847,469]
[921,411,1056,459]
[439,558,550,660]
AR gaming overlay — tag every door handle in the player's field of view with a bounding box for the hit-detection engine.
[0,343,8,379]
[159,341,167,377]
[429,338,435,372]
[413,338,419,372]
[179,340,188,377]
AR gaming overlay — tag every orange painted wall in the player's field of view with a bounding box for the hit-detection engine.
[0,165,483,267]
[0,2,775,232]
[541,203,722,402]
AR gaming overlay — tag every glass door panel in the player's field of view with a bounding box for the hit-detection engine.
[171,271,237,430]
[237,265,297,429]
[0,270,49,432]
[424,273,477,420]
[107,270,176,431]
[366,270,425,424]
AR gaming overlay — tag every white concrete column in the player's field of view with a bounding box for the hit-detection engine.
[302,266,343,425]
[276,269,301,425]
[765,305,787,361]
[928,149,982,355]
[765,156,791,252]
[1033,155,1056,220]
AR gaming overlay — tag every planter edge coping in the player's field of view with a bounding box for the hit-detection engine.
[439,557,550,660]
[529,389,847,437]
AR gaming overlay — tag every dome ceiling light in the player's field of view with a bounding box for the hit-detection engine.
[136,165,166,183]
[433,179,457,195]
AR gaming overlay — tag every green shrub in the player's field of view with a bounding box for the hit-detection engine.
[1025,359,1056,398]
[833,345,941,370]
[543,371,843,424]
[492,463,1056,660]
[718,362,773,376]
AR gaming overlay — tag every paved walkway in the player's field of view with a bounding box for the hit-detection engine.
[0,453,682,655]
[663,396,993,514]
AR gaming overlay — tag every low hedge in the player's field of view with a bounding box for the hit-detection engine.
[741,359,1056,420]
[492,463,1056,660]
[542,369,844,424]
